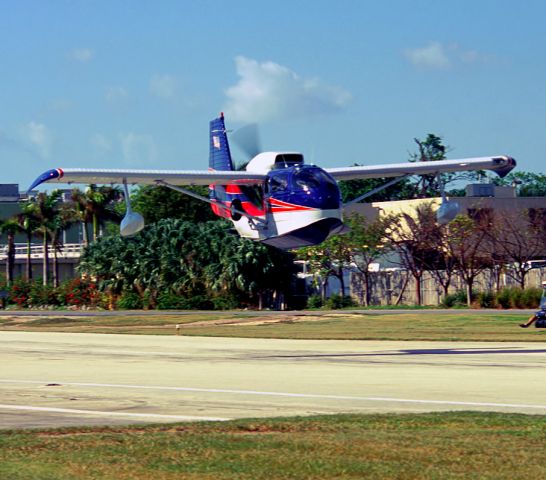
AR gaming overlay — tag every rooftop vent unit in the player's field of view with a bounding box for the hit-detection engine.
[465,183,495,197]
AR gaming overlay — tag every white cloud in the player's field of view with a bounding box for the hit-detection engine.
[150,74,176,99]
[25,121,52,157]
[105,86,129,103]
[404,42,451,69]
[223,56,352,122]
[71,48,94,63]
[120,133,157,165]
[405,42,492,70]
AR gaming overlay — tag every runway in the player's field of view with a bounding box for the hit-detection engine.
[1,331,545,429]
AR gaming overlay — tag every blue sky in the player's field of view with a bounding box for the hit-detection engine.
[1,0,545,190]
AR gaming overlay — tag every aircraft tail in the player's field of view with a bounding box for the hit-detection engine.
[209,113,233,171]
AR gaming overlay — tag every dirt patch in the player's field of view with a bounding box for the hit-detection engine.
[181,315,327,327]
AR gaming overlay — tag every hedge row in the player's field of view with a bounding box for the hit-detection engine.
[442,287,543,309]
[0,279,242,310]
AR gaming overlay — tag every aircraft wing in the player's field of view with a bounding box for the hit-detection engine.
[324,155,516,181]
[28,168,267,192]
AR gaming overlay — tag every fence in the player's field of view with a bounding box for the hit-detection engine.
[350,267,546,306]
[0,243,83,261]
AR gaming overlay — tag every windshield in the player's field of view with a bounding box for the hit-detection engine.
[268,173,289,193]
[294,169,336,192]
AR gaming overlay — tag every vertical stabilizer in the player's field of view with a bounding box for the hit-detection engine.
[209,113,233,171]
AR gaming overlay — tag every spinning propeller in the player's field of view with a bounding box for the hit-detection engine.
[231,123,262,162]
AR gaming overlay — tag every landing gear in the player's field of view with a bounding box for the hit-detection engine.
[120,178,145,236]
[435,173,460,224]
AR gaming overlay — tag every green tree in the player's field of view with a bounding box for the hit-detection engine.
[409,134,485,198]
[409,134,448,198]
[16,203,40,281]
[71,185,121,244]
[131,185,217,224]
[78,219,295,309]
[0,219,20,285]
[27,191,64,286]
[297,234,352,301]
[389,203,444,306]
[345,213,396,306]
[50,202,78,287]
[494,171,546,197]
[444,214,493,306]
[485,209,546,289]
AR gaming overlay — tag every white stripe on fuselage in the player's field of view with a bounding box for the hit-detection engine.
[233,208,342,241]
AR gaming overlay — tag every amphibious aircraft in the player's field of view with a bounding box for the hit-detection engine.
[29,113,516,249]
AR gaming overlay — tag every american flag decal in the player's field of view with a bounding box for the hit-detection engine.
[213,135,221,149]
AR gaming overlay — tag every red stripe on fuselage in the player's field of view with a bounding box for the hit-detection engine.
[268,198,315,212]
[225,184,242,194]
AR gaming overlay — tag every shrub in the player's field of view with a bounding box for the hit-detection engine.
[306,294,323,309]
[28,283,59,307]
[441,290,468,308]
[325,294,354,310]
[211,294,240,310]
[156,292,186,310]
[157,292,214,310]
[8,279,32,308]
[495,287,541,309]
[496,287,513,309]
[116,291,143,310]
[476,291,497,309]
[521,287,542,309]
[496,287,524,309]
[57,278,101,308]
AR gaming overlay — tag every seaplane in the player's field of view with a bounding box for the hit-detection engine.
[29,113,516,249]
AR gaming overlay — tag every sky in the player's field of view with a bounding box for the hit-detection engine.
[1,0,545,190]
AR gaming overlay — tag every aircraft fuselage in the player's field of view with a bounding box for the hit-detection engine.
[210,164,344,249]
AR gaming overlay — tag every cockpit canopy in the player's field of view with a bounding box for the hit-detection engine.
[266,165,341,210]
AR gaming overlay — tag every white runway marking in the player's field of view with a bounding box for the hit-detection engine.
[0,404,229,422]
[2,379,546,411]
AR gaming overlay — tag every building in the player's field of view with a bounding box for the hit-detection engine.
[0,184,82,282]
[341,183,546,304]
[345,184,546,226]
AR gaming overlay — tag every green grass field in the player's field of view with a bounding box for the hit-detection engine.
[1,412,545,480]
[1,311,544,342]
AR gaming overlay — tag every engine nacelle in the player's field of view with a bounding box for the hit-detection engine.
[120,211,145,237]
[436,199,460,225]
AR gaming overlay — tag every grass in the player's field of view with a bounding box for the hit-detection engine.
[1,412,545,479]
[1,311,544,342]
[180,312,545,342]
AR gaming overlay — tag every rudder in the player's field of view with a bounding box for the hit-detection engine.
[209,113,233,171]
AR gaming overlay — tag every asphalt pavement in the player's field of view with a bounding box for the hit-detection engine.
[1,331,545,429]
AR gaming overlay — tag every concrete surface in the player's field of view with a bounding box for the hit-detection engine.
[1,331,545,429]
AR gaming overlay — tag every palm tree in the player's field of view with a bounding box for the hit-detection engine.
[50,202,78,287]
[16,203,40,281]
[0,219,20,285]
[71,185,121,245]
[27,191,63,285]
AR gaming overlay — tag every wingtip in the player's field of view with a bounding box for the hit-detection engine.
[493,156,516,178]
[27,168,64,193]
